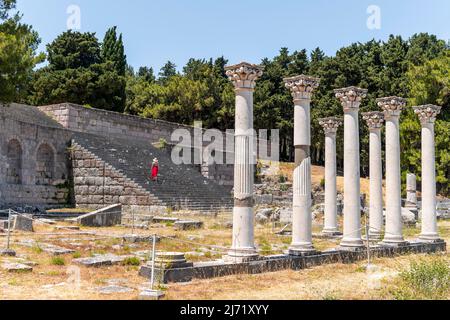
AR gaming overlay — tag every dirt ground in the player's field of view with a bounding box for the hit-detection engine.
[0,215,448,300]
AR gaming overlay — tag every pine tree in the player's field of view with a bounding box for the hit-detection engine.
[100,26,127,111]
[158,61,177,84]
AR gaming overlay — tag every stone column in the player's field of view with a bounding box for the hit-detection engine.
[362,112,385,240]
[413,105,443,243]
[334,87,367,249]
[225,62,263,260]
[377,96,407,246]
[405,173,418,216]
[319,117,343,236]
[284,75,320,255]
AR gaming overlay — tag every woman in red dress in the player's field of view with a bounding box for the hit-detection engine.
[150,158,159,182]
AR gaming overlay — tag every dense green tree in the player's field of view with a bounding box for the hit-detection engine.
[158,61,177,84]
[403,50,450,194]
[137,66,155,83]
[102,26,127,76]
[28,30,125,112]
[101,26,127,111]
[47,31,101,70]
[0,0,15,19]
[0,1,44,103]
[126,57,233,128]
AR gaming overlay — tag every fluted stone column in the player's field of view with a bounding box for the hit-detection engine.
[414,105,443,243]
[362,112,385,240]
[225,62,263,260]
[319,117,343,236]
[284,75,320,255]
[405,173,418,217]
[334,87,367,249]
[377,96,407,246]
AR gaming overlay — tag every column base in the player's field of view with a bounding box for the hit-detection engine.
[288,247,317,257]
[369,231,383,241]
[288,242,316,256]
[322,228,342,237]
[418,234,443,244]
[380,239,409,247]
[225,247,259,263]
[339,238,365,250]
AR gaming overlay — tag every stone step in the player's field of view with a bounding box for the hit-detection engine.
[73,132,233,212]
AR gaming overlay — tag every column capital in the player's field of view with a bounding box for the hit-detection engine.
[284,75,320,102]
[413,104,442,125]
[334,86,368,112]
[319,117,342,135]
[225,62,264,91]
[362,111,384,130]
[377,96,407,119]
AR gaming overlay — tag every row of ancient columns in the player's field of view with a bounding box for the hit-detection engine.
[224,62,442,260]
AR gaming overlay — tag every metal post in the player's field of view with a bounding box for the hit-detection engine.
[365,218,371,268]
[132,206,135,235]
[6,209,12,250]
[150,234,157,290]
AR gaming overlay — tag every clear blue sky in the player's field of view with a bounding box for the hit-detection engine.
[16,0,450,72]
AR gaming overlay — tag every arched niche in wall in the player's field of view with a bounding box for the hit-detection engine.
[6,139,22,185]
[35,143,55,186]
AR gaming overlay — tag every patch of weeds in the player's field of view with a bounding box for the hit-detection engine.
[46,270,63,276]
[94,279,107,285]
[72,251,81,259]
[122,257,141,266]
[204,251,213,259]
[121,245,131,254]
[32,245,43,254]
[355,265,366,273]
[389,257,450,300]
[8,279,20,286]
[91,250,107,256]
[278,174,288,183]
[259,238,274,255]
[157,283,168,291]
[165,222,174,227]
[322,291,340,300]
[50,256,66,266]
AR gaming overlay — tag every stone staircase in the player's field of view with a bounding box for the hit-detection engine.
[72,133,233,214]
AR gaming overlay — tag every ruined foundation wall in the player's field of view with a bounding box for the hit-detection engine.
[0,104,71,208]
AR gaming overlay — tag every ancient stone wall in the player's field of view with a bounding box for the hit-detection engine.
[0,104,72,208]
[38,103,237,185]
[38,103,274,187]
[71,142,165,211]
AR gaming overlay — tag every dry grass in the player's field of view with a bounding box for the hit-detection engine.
[279,163,381,197]
[1,218,448,300]
[165,252,449,300]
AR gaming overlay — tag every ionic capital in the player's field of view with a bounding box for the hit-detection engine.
[362,112,384,130]
[319,117,342,135]
[413,104,442,125]
[334,86,368,112]
[225,62,264,91]
[377,96,407,120]
[284,75,320,102]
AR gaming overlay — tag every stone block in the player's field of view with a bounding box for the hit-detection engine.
[76,204,122,227]
[173,221,204,231]
[73,254,134,267]
[2,263,33,273]
[13,214,34,232]
[139,290,165,300]
[98,285,133,294]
